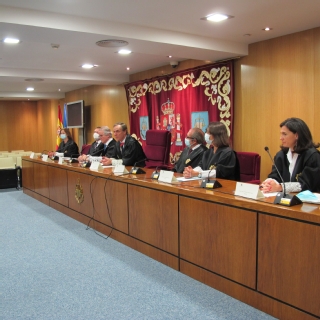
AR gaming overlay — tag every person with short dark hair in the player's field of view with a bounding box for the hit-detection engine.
[183,122,239,180]
[260,118,320,193]
[173,127,207,173]
[48,128,79,158]
[101,122,146,166]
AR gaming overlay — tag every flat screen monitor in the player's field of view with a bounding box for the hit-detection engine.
[66,100,84,128]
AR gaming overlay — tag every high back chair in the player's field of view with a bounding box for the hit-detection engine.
[144,130,171,168]
[236,151,261,184]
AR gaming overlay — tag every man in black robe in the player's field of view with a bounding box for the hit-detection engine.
[101,122,146,167]
[173,127,207,173]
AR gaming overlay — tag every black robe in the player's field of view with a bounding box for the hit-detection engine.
[268,147,320,192]
[198,146,239,181]
[88,141,104,156]
[111,135,146,167]
[173,145,207,173]
[101,139,116,158]
[56,139,79,157]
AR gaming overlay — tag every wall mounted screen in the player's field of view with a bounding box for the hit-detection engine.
[66,100,84,128]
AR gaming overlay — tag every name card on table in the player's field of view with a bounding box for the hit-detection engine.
[42,154,48,162]
[112,159,123,166]
[235,182,265,200]
[29,152,35,159]
[158,170,178,183]
[90,161,103,171]
[58,156,64,164]
[113,164,129,174]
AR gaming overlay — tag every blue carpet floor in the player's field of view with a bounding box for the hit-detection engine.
[0,189,277,320]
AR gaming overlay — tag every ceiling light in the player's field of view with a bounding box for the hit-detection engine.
[26,87,34,91]
[203,13,234,22]
[263,27,273,31]
[126,67,130,70]
[118,49,132,55]
[168,55,172,58]
[3,37,20,44]
[81,64,96,69]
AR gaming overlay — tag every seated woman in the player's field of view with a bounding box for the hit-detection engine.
[260,118,320,193]
[183,122,239,180]
[48,128,79,159]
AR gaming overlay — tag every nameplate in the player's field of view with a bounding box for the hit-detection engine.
[235,182,264,199]
[90,161,103,171]
[58,157,64,164]
[158,170,178,183]
[113,164,129,174]
[56,152,63,157]
[42,154,48,162]
[112,159,123,166]
[29,152,35,159]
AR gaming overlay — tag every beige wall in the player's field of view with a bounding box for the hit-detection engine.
[1,27,318,180]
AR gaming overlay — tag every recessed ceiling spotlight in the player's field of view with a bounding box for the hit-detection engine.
[263,27,273,31]
[126,67,130,70]
[202,13,234,22]
[26,87,34,91]
[168,55,172,58]
[3,37,20,44]
[118,49,132,55]
[243,34,251,37]
[81,64,97,69]
[58,89,61,91]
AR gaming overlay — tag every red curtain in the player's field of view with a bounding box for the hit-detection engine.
[125,61,234,164]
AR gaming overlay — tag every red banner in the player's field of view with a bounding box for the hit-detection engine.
[125,61,234,164]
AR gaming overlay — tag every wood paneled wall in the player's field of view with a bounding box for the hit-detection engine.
[234,27,319,179]
[1,27,318,181]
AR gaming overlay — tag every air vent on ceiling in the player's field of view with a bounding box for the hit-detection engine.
[25,78,44,82]
[96,39,128,48]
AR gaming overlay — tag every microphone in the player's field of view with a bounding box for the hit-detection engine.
[151,166,160,180]
[200,164,222,189]
[130,158,147,174]
[264,146,301,206]
[67,154,80,163]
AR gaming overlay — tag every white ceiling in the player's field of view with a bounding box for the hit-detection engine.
[0,0,319,101]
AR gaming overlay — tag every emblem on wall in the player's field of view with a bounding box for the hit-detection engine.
[159,99,183,146]
[139,116,149,140]
[191,111,209,133]
[75,178,84,204]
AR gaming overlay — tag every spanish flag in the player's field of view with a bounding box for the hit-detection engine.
[56,105,63,150]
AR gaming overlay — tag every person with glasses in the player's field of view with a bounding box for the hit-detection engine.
[173,127,207,173]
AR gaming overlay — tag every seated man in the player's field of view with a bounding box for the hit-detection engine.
[81,126,116,165]
[78,126,103,162]
[173,127,207,173]
[101,122,146,167]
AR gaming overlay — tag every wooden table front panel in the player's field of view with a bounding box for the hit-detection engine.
[91,178,128,233]
[48,166,68,207]
[128,185,178,256]
[33,163,49,198]
[258,214,320,317]
[179,196,257,288]
[67,170,94,218]
[21,159,34,191]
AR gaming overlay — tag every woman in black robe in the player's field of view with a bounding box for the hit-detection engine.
[260,118,320,193]
[183,122,239,181]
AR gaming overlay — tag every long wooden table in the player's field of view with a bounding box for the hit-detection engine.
[22,158,320,320]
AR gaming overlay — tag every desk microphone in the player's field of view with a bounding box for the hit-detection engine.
[130,158,147,174]
[68,154,80,163]
[151,166,160,180]
[200,164,222,189]
[264,146,301,206]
